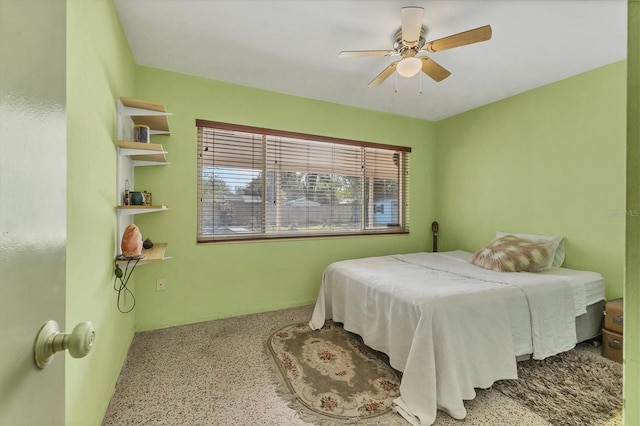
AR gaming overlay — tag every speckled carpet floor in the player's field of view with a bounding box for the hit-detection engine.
[102,305,618,426]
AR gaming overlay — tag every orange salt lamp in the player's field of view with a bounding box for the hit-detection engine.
[121,224,143,257]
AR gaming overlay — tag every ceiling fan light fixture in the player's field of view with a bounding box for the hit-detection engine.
[396,57,422,78]
[340,6,492,87]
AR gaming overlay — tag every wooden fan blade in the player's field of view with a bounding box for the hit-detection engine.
[401,7,424,43]
[420,57,451,82]
[339,50,396,58]
[368,61,399,87]
[424,25,492,53]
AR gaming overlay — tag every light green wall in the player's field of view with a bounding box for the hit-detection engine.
[435,61,627,300]
[66,0,136,424]
[624,2,639,424]
[130,66,436,331]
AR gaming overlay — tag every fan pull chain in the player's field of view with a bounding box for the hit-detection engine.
[395,73,398,93]
[419,73,423,94]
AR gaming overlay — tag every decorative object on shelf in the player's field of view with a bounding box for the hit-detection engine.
[129,191,145,206]
[133,124,150,143]
[121,224,143,257]
[143,238,154,249]
[123,179,131,205]
[143,191,152,206]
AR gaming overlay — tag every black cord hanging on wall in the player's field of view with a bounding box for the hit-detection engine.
[432,221,439,253]
[113,257,140,313]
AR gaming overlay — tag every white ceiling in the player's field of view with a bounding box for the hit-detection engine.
[113,0,627,121]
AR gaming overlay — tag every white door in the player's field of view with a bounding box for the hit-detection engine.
[0,1,67,424]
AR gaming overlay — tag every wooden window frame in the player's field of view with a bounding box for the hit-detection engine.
[196,119,410,242]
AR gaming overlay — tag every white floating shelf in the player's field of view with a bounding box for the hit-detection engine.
[118,97,171,135]
[117,206,169,216]
[116,243,169,267]
[117,141,168,164]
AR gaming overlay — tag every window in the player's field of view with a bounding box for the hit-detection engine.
[196,119,410,242]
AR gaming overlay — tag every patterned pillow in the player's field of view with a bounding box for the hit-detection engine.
[471,235,554,272]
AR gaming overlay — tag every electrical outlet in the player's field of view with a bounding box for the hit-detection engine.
[156,278,166,291]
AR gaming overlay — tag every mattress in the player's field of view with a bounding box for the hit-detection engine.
[442,250,605,350]
[441,250,605,311]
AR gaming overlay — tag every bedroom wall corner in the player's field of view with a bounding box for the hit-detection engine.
[624,1,639,424]
[434,61,627,300]
[66,0,137,424]
[127,66,436,331]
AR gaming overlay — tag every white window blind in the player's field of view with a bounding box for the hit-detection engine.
[197,119,410,242]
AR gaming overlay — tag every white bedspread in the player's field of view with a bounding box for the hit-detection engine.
[309,252,578,426]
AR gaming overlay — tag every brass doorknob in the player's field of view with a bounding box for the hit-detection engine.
[34,320,95,369]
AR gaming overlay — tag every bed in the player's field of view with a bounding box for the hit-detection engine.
[309,244,605,426]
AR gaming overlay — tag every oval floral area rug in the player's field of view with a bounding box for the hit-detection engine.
[267,321,402,424]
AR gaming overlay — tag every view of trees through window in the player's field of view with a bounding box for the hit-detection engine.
[197,120,409,241]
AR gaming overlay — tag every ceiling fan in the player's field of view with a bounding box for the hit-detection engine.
[339,7,492,87]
